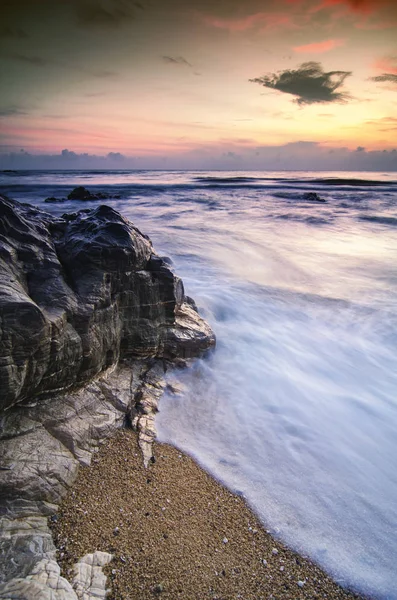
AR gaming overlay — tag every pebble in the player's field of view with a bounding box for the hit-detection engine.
[113,527,120,536]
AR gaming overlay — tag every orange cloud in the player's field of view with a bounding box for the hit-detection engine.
[293,39,345,53]
[201,11,297,32]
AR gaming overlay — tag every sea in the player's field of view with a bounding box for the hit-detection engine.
[1,169,397,599]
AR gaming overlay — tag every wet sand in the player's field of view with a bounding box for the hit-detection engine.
[51,429,365,600]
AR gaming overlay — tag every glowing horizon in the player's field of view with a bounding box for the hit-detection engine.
[0,0,396,168]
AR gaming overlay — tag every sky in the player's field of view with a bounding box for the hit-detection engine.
[0,0,397,170]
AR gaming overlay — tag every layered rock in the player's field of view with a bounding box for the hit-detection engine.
[0,197,214,412]
[0,196,215,599]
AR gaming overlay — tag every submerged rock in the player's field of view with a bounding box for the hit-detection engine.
[67,186,98,200]
[67,187,120,201]
[44,188,121,203]
[302,192,326,203]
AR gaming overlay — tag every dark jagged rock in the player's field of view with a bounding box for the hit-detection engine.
[302,192,326,203]
[67,186,98,200]
[66,187,120,201]
[0,196,215,411]
[45,187,121,203]
[0,195,215,598]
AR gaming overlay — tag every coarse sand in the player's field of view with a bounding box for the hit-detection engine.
[50,429,366,600]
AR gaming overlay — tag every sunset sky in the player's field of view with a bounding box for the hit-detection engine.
[1,0,397,169]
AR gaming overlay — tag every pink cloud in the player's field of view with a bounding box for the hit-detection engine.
[293,38,345,53]
[308,0,397,28]
[311,0,391,15]
[202,1,397,33]
[201,11,297,32]
[324,0,375,15]
[372,56,397,75]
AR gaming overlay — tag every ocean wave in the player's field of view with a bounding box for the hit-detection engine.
[359,215,397,227]
[194,176,264,183]
[276,213,330,225]
[273,191,327,202]
[311,177,392,187]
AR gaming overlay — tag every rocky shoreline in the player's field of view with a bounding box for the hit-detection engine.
[0,196,215,599]
[0,195,366,600]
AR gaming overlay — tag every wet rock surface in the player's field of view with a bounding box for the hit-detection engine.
[302,192,326,203]
[0,196,215,599]
[0,196,215,412]
[45,187,121,203]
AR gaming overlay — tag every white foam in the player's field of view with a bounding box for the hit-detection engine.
[152,184,397,599]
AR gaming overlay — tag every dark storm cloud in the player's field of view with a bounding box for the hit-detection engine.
[250,62,352,105]
[84,92,107,97]
[91,69,118,78]
[162,56,193,67]
[76,0,145,28]
[4,52,118,79]
[370,74,397,84]
[7,53,49,67]
[0,26,28,39]
[0,106,28,117]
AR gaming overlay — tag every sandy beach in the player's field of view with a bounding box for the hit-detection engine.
[50,429,364,600]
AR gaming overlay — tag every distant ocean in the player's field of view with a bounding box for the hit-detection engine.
[2,169,397,599]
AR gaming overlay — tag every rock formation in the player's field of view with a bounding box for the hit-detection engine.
[45,187,121,203]
[67,186,120,201]
[0,196,215,599]
[302,192,326,203]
